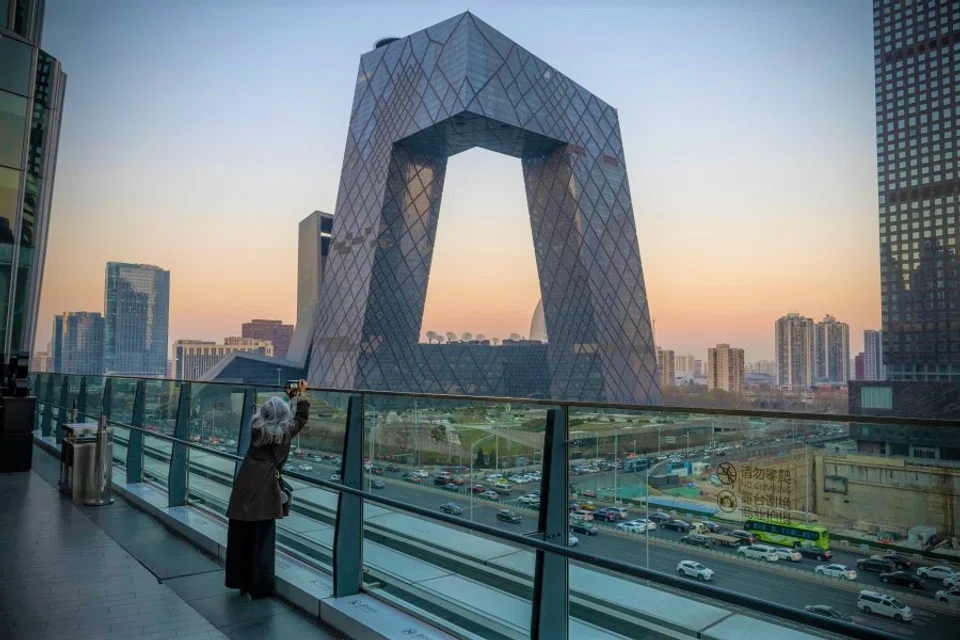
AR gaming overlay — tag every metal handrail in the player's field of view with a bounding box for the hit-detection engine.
[39,398,901,640]
[36,372,960,429]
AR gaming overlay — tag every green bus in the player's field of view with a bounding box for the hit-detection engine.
[744,518,830,551]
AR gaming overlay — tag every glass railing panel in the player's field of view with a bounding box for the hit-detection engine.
[359,392,551,639]
[108,376,140,473]
[83,375,105,422]
[139,378,185,489]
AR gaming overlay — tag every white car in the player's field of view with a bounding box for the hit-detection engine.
[508,475,526,484]
[518,493,540,504]
[617,519,654,533]
[944,574,960,589]
[298,464,313,472]
[737,545,779,562]
[415,470,429,477]
[677,560,714,581]
[568,534,579,547]
[918,565,959,583]
[480,490,500,500]
[774,548,802,562]
[330,473,341,481]
[815,564,857,580]
[486,474,503,482]
[857,590,913,621]
[936,588,960,605]
[609,506,629,520]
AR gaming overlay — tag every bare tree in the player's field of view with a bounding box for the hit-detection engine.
[509,333,522,342]
[445,331,458,343]
[491,337,500,346]
[425,330,438,344]
[461,332,473,342]
[476,334,486,342]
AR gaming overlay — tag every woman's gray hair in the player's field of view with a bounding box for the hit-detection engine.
[250,396,293,446]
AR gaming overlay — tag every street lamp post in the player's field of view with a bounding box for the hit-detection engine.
[275,368,281,386]
[645,459,670,571]
[470,433,496,521]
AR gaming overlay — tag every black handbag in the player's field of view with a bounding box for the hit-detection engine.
[271,448,293,517]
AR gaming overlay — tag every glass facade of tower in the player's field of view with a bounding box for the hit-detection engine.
[59,311,103,375]
[875,0,960,381]
[0,0,65,357]
[104,262,170,377]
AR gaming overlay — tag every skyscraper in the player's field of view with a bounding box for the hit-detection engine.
[51,313,62,372]
[707,343,744,394]
[854,352,865,381]
[775,313,815,389]
[656,348,675,388]
[297,210,333,329]
[875,0,960,382]
[174,337,273,381]
[864,329,885,381]
[814,314,850,384]
[675,354,696,374]
[1,1,66,355]
[103,262,170,377]
[241,319,293,359]
[58,311,104,375]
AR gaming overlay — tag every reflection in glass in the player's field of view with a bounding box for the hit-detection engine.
[0,34,32,97]
[0,90,28,169]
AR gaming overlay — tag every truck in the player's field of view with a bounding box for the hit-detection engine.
[691,522,740,547]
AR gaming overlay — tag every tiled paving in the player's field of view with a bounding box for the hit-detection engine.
[0,453,340,640]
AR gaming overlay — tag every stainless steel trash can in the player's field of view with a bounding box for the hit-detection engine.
[59,423,113,504]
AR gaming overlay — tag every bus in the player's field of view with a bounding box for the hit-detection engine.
[743,518,829,551]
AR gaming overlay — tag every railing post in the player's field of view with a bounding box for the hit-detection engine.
[168,382,192,507]
[234,388,255,478]
[531,407,569,640]
[101,377,113,420]
[77,377,88,421]
[125,380,145,482]
[54,376,69,444]
[33,373,44,432]
[333,393,364,597]
[40,375,54,436]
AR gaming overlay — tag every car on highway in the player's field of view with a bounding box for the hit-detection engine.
[570,521,598,536]
[508,475,525,484]
[879,570,925,590]
[878,552,913,570]
[944,574,960,589]
[593,508,619,523]
[798,546,832,561]
[568,501,581,511]
[486,474,503,482]
[571,509,595,522]
[439,503,462,515]
[480,490,500,500]
[803,605,850,622]
[386,463,400,472]
[936,588,960,605]
[617,519,654,533]
[729,530,759,545]
[581,490,597,498]
[434,476,451,486]
[441,483,460,492]
[773,548,802,562]
[496,509,522,524]
[609,506,628,520]
[815,564,857,580]
[857,590,913,621]
[580,501,597,511]
[917,565,959,583]
[493,485,512,496]
[330,473,341,481]
[677,560,714,581]
[694,520,720,533]
[568,534,579,547]
[415,470,429,477]
[647,512,673,524]
[298,464,313,471]
[680,534,711,548]
[662,519,691,532]
[856,557,895,573]
[402,473,422,483]
[370,479,386,489]
[469,485,486,493]
[738,545,779,562]
[519,493,540,504]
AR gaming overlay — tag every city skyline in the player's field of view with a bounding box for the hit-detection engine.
[34,0,878,361]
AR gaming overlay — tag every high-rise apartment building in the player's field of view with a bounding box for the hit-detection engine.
[814,314,850,384]
[693,359,703,378]
[707,343,744,394]
[174,337,273,381]
[875,0,960,381]
[747,360,777,377]
[854,352,866,381]
[241,319,293,359]
[297,210,333,329]
[1,1,66,355]
[30,349,50,373]
[51,313,63,372]
[675,354,695,374]
[656,347,675,388]
[775,313,815,389]
[103,263,170,376]
[58,311,104,375]
[864,329,885,381]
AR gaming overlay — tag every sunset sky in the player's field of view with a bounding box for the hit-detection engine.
[36,0,879,361]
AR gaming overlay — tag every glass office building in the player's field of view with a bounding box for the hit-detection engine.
[0,0,66,357]
[58,311,103,375]
[309,12,660,404]
[875,0,960,381]
[103,262,170,377]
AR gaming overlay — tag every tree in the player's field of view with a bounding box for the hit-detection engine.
[430,424,447,444]
[491,337,500,346]
[476,334,486,342]
[425,330,438,344]
[461,332,473,342]
[445,331,457,343]
[475,446,486,468]
[509,333,521,342]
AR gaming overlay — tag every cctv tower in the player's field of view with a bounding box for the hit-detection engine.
[308,12,660,404]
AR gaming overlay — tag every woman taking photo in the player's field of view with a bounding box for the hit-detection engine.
[225,379,310,598]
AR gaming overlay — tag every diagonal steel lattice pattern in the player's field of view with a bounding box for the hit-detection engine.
[308,12,661,404]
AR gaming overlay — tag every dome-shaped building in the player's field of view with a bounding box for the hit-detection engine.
[529,300,547,343]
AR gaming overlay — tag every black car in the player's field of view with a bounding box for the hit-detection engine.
[661,519,691,532]
[496,509,522,524]
[696,520,721,533]
[798,546,832,561]
[803,605,850,622]
[441,483,460,492]
[570,521,599,536]
[371,479,386,489]
[680,534,712,548]
[434,476,451,486]
[729,530,758,545]
[856,557,895,573]
[879,552,913,570]
[439,503,462,515]
[647,512,673,524]
[879,570,925,590]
